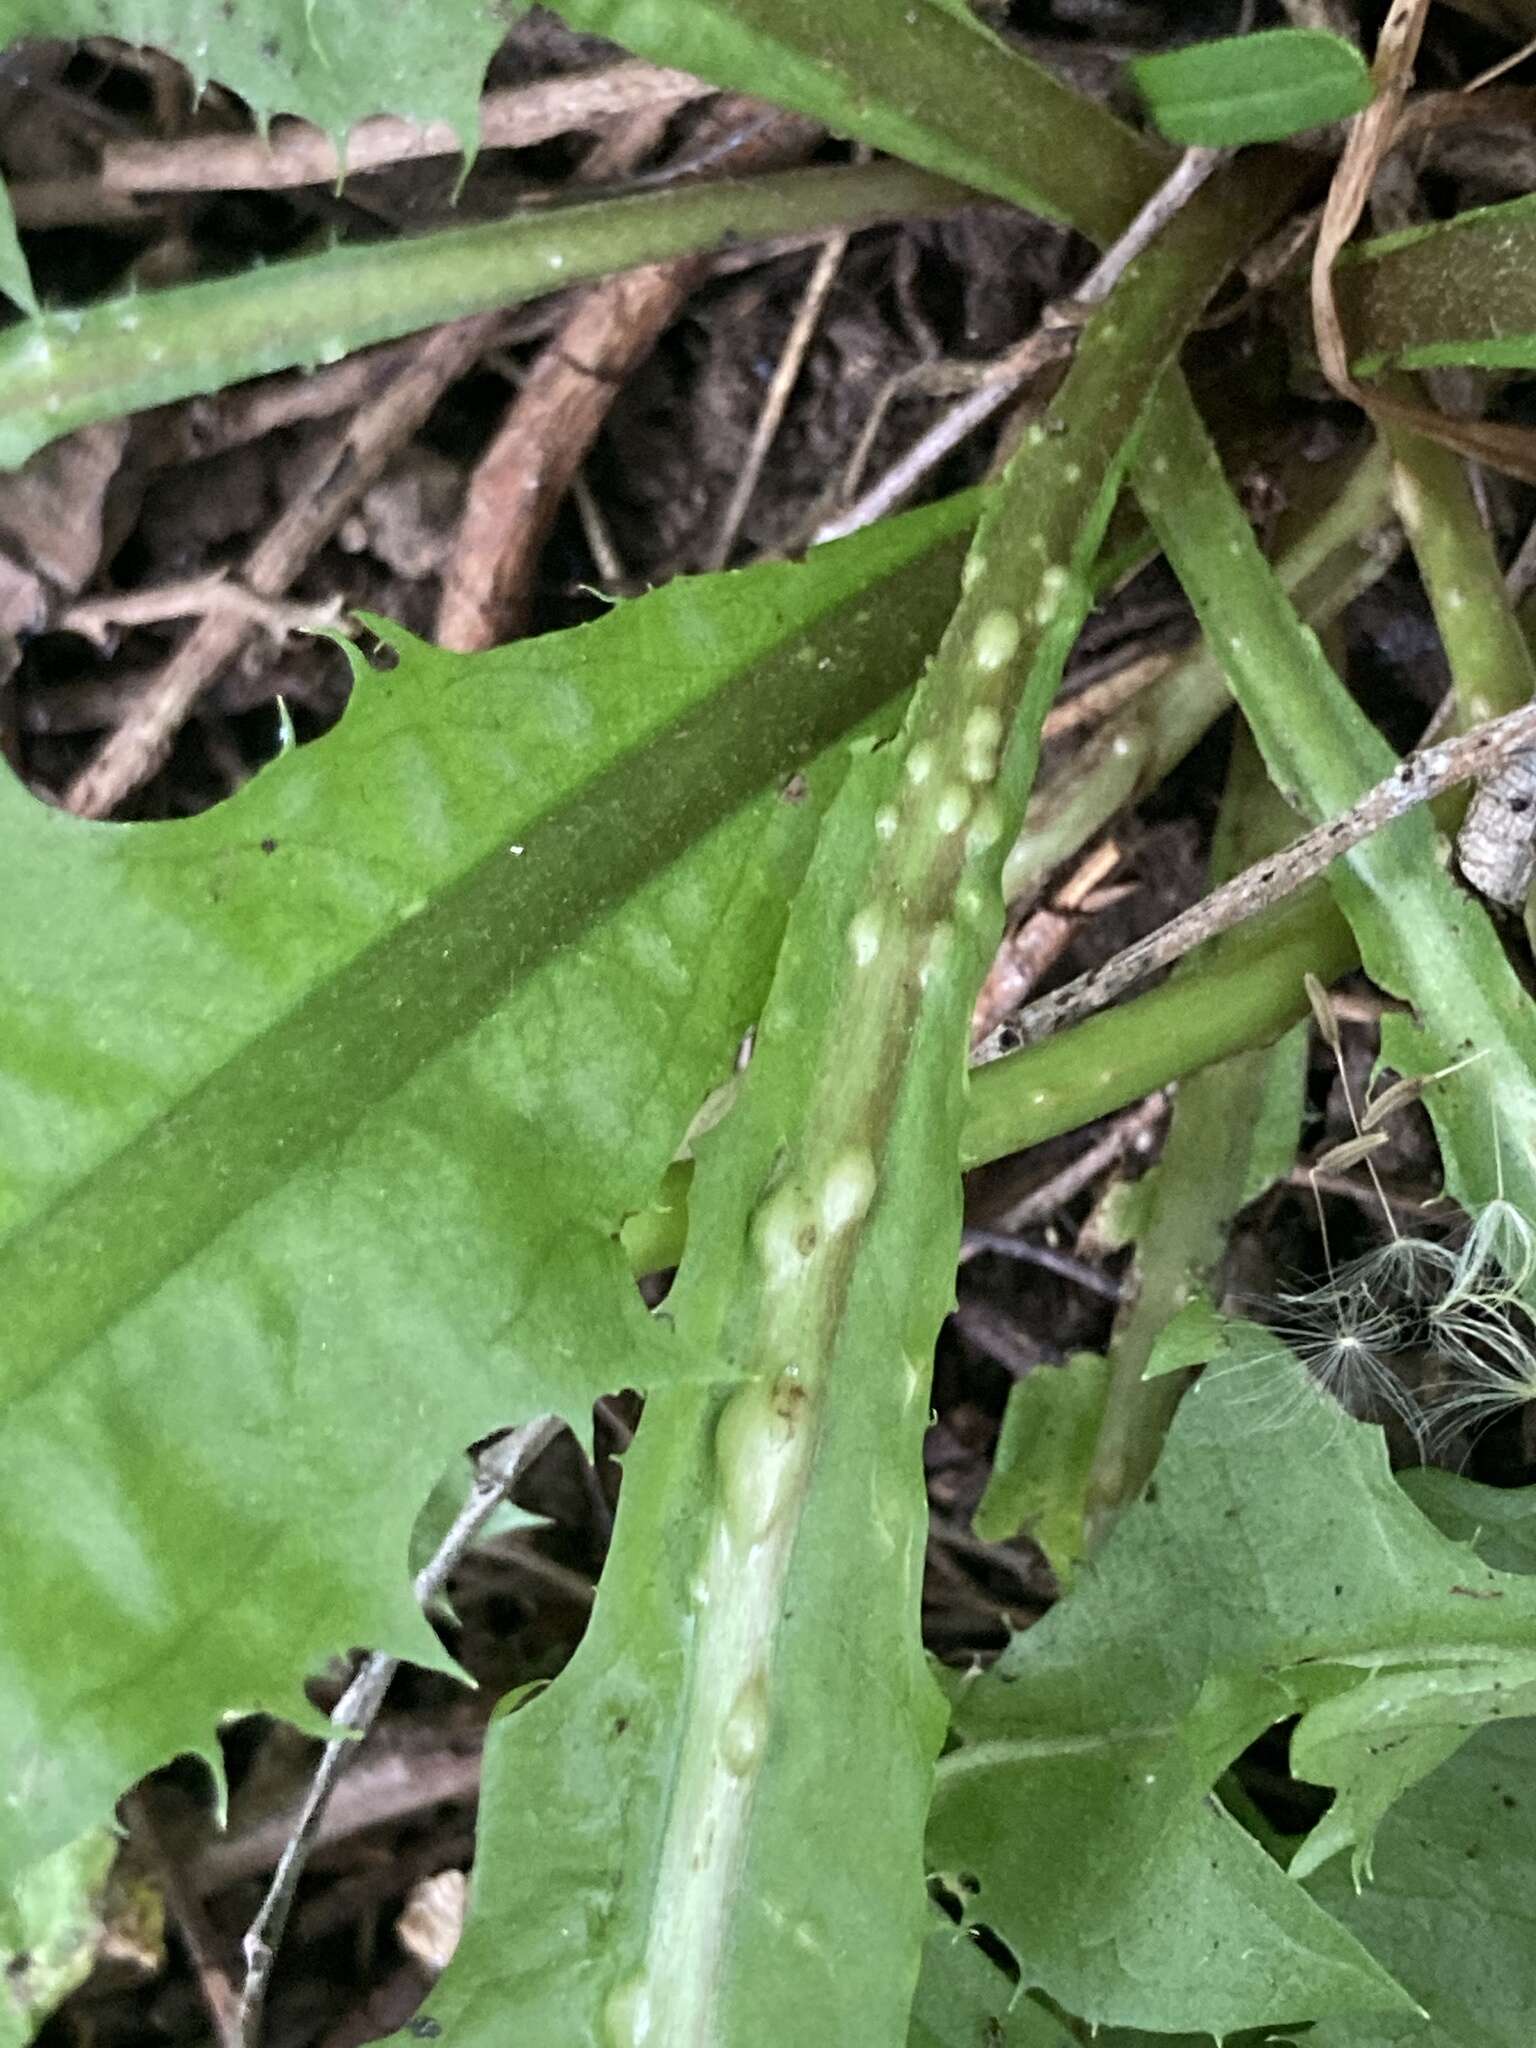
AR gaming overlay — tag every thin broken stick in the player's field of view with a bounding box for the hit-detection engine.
[236,1414,561,2048]
[65,311,506,817]
[958,1090,1167,1266]
[814,143,1225,543]
[103,62,712,192]
[970,838,1121,1046]
[702,227,848,571]
[58,574,346,651]
[1040,647,1179,743]
[436,103,815,648]
[1005,697,1536,1046]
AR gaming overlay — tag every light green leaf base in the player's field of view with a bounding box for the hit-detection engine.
[932,1336,1536,2035]
[973,1354,1110,1585]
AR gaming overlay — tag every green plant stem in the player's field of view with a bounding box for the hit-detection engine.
[561,153,1301,2048]
[1381,379,1536,728]
[624,444,1392,1281]
[0,161,972,469]
[1134,374,1536,1230]
[547,0,1171,244]
[625,449,1390,1281]
[1336,194,1536,374]
[624,883,1359,1275]
[973,896,1350,1159]
[1001,442,1395,904]
[1080,729,1307,1549]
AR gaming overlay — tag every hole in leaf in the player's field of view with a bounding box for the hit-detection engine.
[965,1920,1021,1986]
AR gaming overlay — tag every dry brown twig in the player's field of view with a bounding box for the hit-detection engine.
[1287,1162,1454,1225]
[1461,34,1536,93]
[125,1785,242,2048]
[813,143,1226,544]
[151,341,440,464]
[970,839,1123,1047]
[1311,0,1429,398]
[18,660,336,738]
[142,305,565,472]
[7,175,160,226]
[101,61,713,192]
[1395,81,1536,133]
[64,311,507,817]
[569,468,631,589]
[435,102,817,650]
[436,271,702,646]
[1311,0,1536,483]
[58,574,348,651]
[236,1416,561,2048]
[434,96,706,650]
[986,1091,1169,1242]
[1001,696,1536,1047]
[959,1228,1127,1301]
[1040,648,1180,743]
[700,226,850,572]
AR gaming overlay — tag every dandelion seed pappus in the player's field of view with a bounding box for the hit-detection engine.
[1228,979,1536,1458]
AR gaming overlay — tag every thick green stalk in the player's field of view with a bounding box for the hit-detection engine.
[623,459,1395,1283]
[433,156,1304,2048]
[624,884,1360,1275]
[0,161,969,469]
[1135,376,1536,1231]
[1382,383,1536,727]
[628,174,1276,2048]
[964,890,1355,1162]
[1336,194,1536,375]
[550,0,1171,245]
[1002,443,1395,904]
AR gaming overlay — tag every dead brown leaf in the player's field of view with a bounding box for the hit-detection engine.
[1315,0,1536,483]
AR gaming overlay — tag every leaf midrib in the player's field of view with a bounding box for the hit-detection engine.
[0,536,969,1407]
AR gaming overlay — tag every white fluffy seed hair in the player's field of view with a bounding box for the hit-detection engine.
[1225,1246,1431,1445]
[1241,1007,1536,1445]
[1231,1206,1536,1451]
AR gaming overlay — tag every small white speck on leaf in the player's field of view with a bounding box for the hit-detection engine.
[848,910,882,966]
